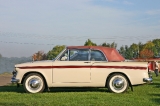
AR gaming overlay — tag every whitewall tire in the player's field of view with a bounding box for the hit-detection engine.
[107,73,129,93]
[23,73,45,93]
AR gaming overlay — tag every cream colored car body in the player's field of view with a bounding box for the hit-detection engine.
[15,61,148,87]
[12,46,152,93]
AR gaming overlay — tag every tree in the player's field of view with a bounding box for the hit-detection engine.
[138,42,144,52]
[101,42,110,47]
[47,45,65,60]
[118,46,125,58]
[139,49,154,59]
[152,39,160,57]
[118,45,133,59]
[101,42,117,48]
[139,41,154,59]
[0,54,2,58]
[130,43,139,58]
[143,41,154,50]
[137,42,144,58]
[84,39,97,46]
[124,45,133,59]
[32,51,47,61]
[110,42,117,49]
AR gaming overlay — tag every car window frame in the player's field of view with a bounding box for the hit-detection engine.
[69,49,89,61]
[90,49,107,61]
[57,48,90,61]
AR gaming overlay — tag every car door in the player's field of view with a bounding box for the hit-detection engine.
[90,49,108,84]
[52,49,91,83]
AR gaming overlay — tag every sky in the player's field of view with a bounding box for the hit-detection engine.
[0,0,160,57]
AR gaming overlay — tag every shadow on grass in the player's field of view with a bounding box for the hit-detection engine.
[149,83,160,88]
[0,84,109,93]
[49,87,108,93]
[150,94,160,105]
[0,85,25,93]
[0,103,26,106]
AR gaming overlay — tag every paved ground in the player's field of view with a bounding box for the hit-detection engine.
[0,75,12,86]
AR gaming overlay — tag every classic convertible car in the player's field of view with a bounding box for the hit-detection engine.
[11,46,152,93]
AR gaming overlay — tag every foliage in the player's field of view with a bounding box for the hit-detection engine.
[101,42,110,47]
[143,41,154,50]
[152,39,160,57]
[47,45,65,60]
[84,39,97,46]
[139,49,154,59]
[130,43,139,51]
[139,41,154,59]
[32,51,47,61]
[124,45,134,59]
[130,43,139,58]
[0,53,2,58]
[101,42,117,48]
[118,39,160,59]
[118,46,125,57]
[0,73,159,106]
[119,45,134,59]
[138,42,144,52]
[110,42,117,48]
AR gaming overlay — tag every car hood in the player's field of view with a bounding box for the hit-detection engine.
[15,60,53,68]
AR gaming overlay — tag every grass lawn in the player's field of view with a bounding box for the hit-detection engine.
[0,73,160,106]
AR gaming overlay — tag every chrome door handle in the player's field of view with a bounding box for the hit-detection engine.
[84,62,91,63]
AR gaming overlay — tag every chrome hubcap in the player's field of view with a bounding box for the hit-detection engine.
[113,78,124,89]
[29,78,40,89]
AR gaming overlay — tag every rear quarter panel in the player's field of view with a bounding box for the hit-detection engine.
[91,62,148,86]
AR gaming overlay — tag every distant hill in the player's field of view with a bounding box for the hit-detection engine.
[0,57,32,74]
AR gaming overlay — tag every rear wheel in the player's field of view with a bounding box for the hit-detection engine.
[23,73,45,93]
[107,73,129,93]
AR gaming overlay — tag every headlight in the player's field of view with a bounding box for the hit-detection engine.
[12,68,17,77]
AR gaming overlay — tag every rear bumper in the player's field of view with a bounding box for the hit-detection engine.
[143,78,152,83]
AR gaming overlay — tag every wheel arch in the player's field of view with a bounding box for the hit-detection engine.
[21,71,48,89]
[105,72,132,88]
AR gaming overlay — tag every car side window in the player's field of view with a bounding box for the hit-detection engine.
[90,50,106,61]
[69,49,89,61]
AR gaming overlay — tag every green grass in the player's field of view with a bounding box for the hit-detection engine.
[0,73,160,106]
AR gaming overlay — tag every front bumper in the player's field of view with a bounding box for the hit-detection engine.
[11,77,19,83]
[11,69,19,83]
[143,78,153,83]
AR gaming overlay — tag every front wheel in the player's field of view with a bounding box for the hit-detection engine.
[107,73,129,93]
[23,73,45,93]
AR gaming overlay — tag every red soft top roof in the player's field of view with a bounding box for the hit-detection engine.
[67,46,125,62]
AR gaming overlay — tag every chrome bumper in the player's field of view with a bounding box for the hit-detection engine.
[11,70,19,83]
[143,78,152,83]
[11,77,19,83]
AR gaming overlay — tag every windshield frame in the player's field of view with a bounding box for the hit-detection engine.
[54,47,67,61]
